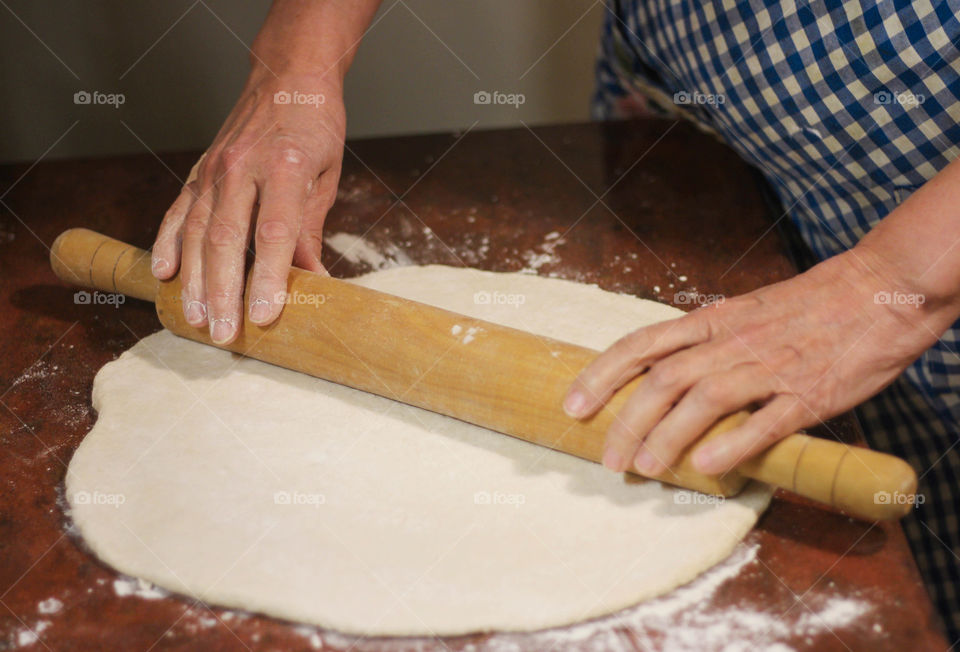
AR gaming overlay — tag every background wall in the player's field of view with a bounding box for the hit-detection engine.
[0,1,605,163]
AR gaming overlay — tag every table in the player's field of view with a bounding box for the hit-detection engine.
[0,120,947,650]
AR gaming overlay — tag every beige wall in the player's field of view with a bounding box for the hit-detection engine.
[0,1,604,163]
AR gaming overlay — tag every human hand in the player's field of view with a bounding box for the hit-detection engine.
[563,250,946,476]
[150,70,346,344]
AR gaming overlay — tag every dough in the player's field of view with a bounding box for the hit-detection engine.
[67,265,771,636]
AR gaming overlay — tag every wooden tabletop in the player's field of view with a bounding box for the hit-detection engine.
[0,120,947,650]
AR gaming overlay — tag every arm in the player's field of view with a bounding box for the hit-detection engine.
[151,0,382,344]
[564,159,960,476]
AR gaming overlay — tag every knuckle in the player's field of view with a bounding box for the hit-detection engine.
[646,361,683,391]
[205,287,239,303]
[181,215,208,240]
[206,220,241,248]
[694,378,729,405]
[257,219,294,246]
[761,426,784,445]
[220,144,248,170]
[272,145,311,173]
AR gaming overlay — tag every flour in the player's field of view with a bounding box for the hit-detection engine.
[13,621,49,649]
[520,231,566,274]
[37,597,62,614]
[461,326,481,344]
[112,576,167,599]
[300,542,872,652]
[326,232,413,270]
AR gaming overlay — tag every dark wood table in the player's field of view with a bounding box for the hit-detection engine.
[0,120,947,650]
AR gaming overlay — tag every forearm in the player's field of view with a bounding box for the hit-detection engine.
[853,156,960,330]
[249,0,382,83]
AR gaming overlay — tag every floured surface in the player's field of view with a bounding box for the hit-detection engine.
[66,265,771,636]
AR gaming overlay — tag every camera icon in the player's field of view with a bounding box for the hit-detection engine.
[273,91,292,105]
[74,90,91,105]
[874,291,891,305]
[74,290,91,305]
[674,492,692,504]
[673,91,691,105]
[874,91,892,105]
[874,491,891,504]
[273,491,291,505]
[73,491,91,504]
[474,490,491,505]
[474,91,491,105]
[674,291,692,305]
[473,291,492,305]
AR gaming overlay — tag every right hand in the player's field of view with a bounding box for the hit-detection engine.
[150,70,346,344]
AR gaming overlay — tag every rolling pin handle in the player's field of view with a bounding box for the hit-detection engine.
[51,228,158,302]
[736,430,918,521]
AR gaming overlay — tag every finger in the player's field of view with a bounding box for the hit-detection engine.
[600,346,718,472]
[203,170,257,344]
[247,173,311,325]
[692,394,810,474]
[564,314,712,419]
[152,183,196,279]
[179,191,213,327]
[292,169,339,274]
[634,364,775,476]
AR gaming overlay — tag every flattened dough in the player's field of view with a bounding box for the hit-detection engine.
[67,265,771,635]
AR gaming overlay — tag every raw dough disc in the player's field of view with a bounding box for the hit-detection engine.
[67,265,771,636]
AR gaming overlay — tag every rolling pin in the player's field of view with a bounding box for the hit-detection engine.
[51,228,918,521]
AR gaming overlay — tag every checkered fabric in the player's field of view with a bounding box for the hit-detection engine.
[594,0,960,639]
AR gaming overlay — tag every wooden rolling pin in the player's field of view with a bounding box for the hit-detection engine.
[51,228,918,520]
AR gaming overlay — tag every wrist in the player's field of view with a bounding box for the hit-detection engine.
[248,0,380,85]
[843,243,960,336]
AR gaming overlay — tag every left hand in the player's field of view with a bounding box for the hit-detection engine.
[563,248,941,476]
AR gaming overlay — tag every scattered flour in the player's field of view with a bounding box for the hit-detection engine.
[520,231,566,274]
[451,325,463,336]
[14,621,49,648]
[37,597,62,615]
[515,542,873,652]
[294,625,324,649]
[10,360,53,389]
[326,232,413,270]
[461,326,481,345]
[113,576,167,600]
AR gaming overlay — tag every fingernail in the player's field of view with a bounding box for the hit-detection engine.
[634,450,659,475]
[563,391,587,417]
[210,318,236,344]
[185,300,206,325]
[152,258,169,276]
[249,298,271,324]
[602,447,624,472]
